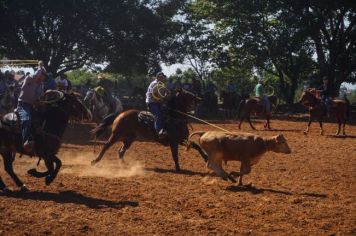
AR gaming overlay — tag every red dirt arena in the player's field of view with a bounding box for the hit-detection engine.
[0,118,355,235]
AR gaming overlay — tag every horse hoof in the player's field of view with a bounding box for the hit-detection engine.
[45,176,54,186]
[91,160,97,166]
[303,131,308,135]
[27,168,38,177]
[20,185,29,193]
[227,175,237,183]
[1,187,12,194]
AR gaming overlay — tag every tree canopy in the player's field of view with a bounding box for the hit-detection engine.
[0,0,354,102]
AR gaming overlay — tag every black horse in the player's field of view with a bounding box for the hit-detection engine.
[90,89,204,171]
[0,90,91,192]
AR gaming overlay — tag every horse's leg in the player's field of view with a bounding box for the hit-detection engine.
[91,134,118,165]
[247,115,256,130]
[118,138,134,159]
[169,142,180,171]
[2,152,28,191]
[342,116,347,136]
[264,114,271,130]
[318,119,324,135]
[45,155,62,186]
[0,176,8,192]
[238,115,244,129]
[304,116,312,135]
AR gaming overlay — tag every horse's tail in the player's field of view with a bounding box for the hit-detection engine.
[237,99,246,119]
[90,112,118,138]
[186,131,206,151]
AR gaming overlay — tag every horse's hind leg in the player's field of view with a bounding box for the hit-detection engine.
[238,115,244,129]
[169,142,180,171]
[335,117,341,135]
[0,176,8,192]
[318,119,324,135]
[45,156,62,186]
[118,138,134,159]
[304,117,312,135]
[2,152,28,191]
[247,116,256,130]
[91,134,118,165]
[342,118,347,136]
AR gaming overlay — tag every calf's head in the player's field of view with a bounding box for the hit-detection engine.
[272,134,291,154]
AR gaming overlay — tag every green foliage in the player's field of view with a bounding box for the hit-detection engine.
[347,90,356,105]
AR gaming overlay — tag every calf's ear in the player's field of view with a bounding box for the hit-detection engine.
[276,133,285,142]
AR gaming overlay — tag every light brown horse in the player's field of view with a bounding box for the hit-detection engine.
[237,95,277,130]
[90,89,202,171]
[299,88,350,135]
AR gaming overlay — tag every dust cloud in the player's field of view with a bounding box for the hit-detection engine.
[60,151,146,178]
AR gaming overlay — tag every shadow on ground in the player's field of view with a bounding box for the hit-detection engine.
[0,190,139,209]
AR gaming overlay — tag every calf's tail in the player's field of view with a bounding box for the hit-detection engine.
[186,131,206,151]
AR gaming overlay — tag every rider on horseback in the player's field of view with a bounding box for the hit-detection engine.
[255,78,270,115]
[146,72,169,140]
[17,61,47,152]
[96,74,115,113]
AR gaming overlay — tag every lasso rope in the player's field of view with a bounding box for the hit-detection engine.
[174,109,232,133]
[151,82,169,101]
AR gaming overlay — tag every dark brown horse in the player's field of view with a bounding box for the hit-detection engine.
[90,89,202,171]
[0,90,91,192]
[299,88,350,135]
[237,95,277,130]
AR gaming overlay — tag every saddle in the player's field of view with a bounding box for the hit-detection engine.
[138,111,155,127]
[254,97,264,106]
[1,112,21,132]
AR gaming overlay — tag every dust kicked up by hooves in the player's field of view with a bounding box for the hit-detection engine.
[60,151,146,178]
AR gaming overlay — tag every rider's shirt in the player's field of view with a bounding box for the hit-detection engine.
[18,76,43,105]
[255,83,264,97]
[146,79,159,104]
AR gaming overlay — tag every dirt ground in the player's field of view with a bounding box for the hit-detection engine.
[0,118,355,235]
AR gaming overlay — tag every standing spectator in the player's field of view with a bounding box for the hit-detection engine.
[43,72,57,91]
[227,80,237,94]
[56,74,69,91]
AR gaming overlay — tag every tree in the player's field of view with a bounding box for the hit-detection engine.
[288,0,356,95]
[0,0,184,76]
[0,0,102,75]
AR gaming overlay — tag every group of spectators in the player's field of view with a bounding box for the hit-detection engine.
[0,68,73,96]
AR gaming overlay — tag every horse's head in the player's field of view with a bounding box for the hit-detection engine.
[173,88,202,112]
[40,90,92,120]
[299,88,318,107]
